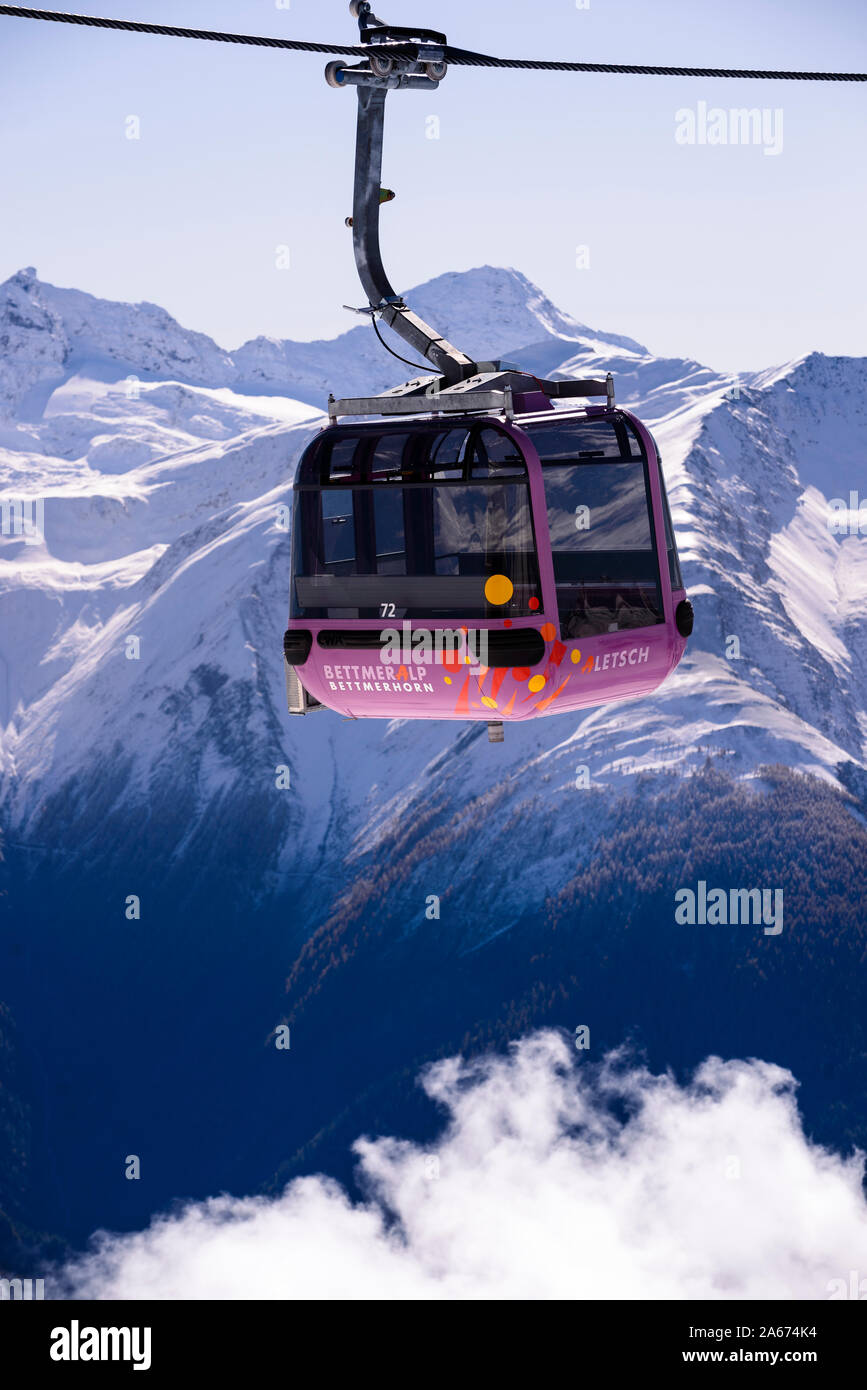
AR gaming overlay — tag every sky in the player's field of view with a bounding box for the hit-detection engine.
[0,0,865,373]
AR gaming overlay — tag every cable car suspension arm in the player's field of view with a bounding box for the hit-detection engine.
[327,3,477,385]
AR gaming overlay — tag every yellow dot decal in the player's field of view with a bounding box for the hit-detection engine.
[570,649,581,664]
[444,675,452,685]
[484,574,514,605]
[481,696,498,709]
[528,675,546,692]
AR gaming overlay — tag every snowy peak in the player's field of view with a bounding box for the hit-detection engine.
[0,269,235,421]
[0,262,865,889]
[230,265,650,404]
[393,266,648,362]
[0,268,69,418]
[0,265,649,421]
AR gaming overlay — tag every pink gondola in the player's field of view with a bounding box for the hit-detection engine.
[284,3,692,740]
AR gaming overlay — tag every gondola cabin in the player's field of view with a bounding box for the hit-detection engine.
[284,386,692,734]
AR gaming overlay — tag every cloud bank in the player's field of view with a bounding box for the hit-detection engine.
[59,1032,867,1300]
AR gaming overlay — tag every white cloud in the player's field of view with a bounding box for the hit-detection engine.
[59,1032,867,1300]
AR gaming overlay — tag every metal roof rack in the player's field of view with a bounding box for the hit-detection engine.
[327,371,615,421]
[328,387,513,421]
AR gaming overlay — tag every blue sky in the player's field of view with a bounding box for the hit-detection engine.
[1,0,864,371]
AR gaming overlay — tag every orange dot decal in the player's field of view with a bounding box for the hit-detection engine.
[540,623,556,642]
[511,667,530,682]
[528,674,546,693]
[484,574,514,606]
[528,597,540,611]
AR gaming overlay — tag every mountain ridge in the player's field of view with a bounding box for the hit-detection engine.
[0,264,647,418]
[0,265,865,1263]
[0,264,864,892]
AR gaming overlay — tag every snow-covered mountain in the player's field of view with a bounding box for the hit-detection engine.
[0,263,865,899]
[2,262,866,1262]
[0,263,640,418]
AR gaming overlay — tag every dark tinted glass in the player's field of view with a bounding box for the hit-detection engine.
[657,461,684,591]
[544,463,654,553]
[428,428,468,477]
[373,488,406,576]
[292,424,539,619]
[370,432,410,477]
[529,416,644,463]
[321,489,355,566]
[471,428,525,476]
[327,437,359,480]
[526,419,662,637]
